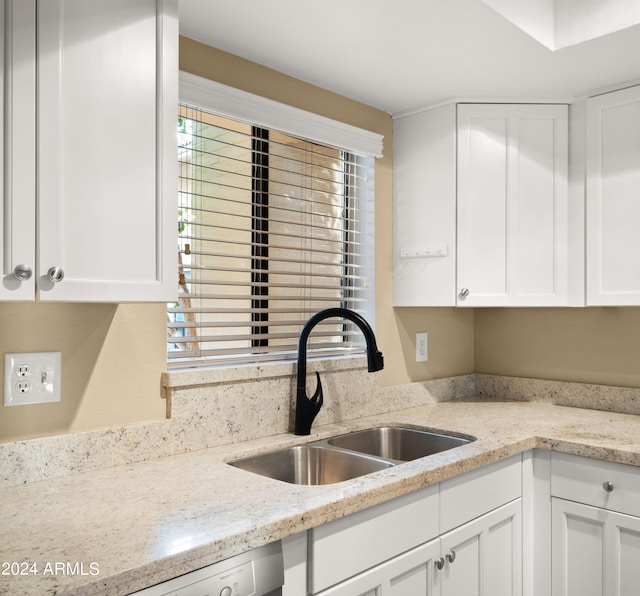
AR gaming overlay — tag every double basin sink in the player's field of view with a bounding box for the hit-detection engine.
[229,426,476,485]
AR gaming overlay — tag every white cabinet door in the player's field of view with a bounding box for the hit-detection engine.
[552,498,640,596]
[393,104,457,306]
[551,499,605,596]
[586,84,640,305]
[439,499,522,596]
[317,539,440,596]
[0,0,36,300]
[37,0,177,302]
[457,104,569,306]
[615,512,640,596]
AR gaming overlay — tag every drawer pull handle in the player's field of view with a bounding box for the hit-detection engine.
[603,481,614,493]
[446,550,456,564]
[435,557,445,570]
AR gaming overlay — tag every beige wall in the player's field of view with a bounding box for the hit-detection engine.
[0,303,167,442]
[475,308,640,388]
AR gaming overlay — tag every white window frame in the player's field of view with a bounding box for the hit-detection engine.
[169,73,382,368]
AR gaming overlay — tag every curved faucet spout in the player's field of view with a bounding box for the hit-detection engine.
[294,308,384,435]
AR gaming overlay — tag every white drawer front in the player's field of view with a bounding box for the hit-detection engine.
[551,452,640,517]
[308,484,439,594]
[440,454,522,534]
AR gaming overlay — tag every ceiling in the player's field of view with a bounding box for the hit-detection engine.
[178,0,640,116]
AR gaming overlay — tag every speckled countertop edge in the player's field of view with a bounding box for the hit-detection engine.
[2,400,640,595]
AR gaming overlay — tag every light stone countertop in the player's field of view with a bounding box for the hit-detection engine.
[2,400,640,595]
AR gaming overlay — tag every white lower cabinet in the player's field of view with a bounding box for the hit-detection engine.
[286,451,640,596]
[314,499,521,596]
[308,455,523,596]
[550,452,640,596]
[551,498,640,596]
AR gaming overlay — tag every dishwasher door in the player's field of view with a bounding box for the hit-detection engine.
[130,541,284,596]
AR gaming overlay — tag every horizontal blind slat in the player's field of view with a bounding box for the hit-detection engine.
[177,237,365,260]
[177,250,366,268]
[169,330,365,344]
[167,345,365,366]
[179,276,364,285]
[173,294,366,302]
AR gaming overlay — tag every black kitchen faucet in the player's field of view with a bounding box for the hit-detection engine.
[294,308,384,435]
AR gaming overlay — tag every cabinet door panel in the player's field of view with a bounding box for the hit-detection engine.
[37,0,177,301]
[457,111,508,301]
[317,539,439,596]
[388,561,430,596]
[514,117,558,295]
[613,513,640,596]
[0,0,36,300]
[440,499,522,596]
[457,104,568,306]
[552,498,606,596]
[439,528,481,596]
[486,510,520,596]
[392,104,457,306]
[587,84,640,305]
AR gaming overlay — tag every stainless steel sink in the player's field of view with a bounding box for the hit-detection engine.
[328,427,474,461]
[228,426,475,485]
[228,444,393,485]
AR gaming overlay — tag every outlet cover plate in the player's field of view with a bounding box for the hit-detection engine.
[416,332,428,362]
[4,352,61,406]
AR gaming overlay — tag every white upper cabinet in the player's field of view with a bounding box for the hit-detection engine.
[0,0,37,300]
[1,0,178,302]
[393,102,572,307]
[457,104,569,307]
[586,84,640,306]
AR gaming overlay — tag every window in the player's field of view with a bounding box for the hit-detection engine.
[167,75,381,368]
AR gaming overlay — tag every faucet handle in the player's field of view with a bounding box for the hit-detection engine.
[310,372,323,406]
[294,372,323,435]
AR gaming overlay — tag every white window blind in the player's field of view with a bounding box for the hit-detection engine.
[168,101,376,368]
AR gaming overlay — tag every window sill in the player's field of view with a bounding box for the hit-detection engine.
[161,355,368,391]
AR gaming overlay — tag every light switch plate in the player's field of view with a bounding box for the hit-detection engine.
[4,352,61,406]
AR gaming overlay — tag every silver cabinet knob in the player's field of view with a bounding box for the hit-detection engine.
[446,550,456,564]
[435,557,445,570]
[47,266,65,283]
[13,264,32,281]
[459,288,470,298]
[603,481,614,493]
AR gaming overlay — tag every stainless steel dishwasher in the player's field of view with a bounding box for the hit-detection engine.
[130,541,284,596]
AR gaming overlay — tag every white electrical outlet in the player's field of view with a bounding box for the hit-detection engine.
[416,332,428,362]
[4,352,61,406]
